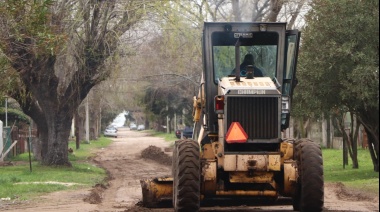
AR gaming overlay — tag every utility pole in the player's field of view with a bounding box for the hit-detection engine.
[166,105,169,133]
[85,97,89,143]
[0,121,3,161]
[5,96,8,127]
[75,112,80,150]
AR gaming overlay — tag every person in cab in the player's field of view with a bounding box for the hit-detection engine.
[231,53,264,77]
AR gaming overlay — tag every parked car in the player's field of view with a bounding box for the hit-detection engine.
[182,126,193,138]
[104,126,117,138]
[137,124,145,131]
[130,123,137,130]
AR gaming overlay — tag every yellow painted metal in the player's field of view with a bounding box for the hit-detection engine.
[202,160,217,195]
[224,154,281,171]
[217,118,225,167]
[192,75,205,122]
[216,190,277,197]
[280,140,294,163]
[201,144,215,159]
[140,177,173,207]
[283,162,297,196]
[203,160,217,181]
[268,154,281,171]
[193,96,202,122]
[229,171,274,183]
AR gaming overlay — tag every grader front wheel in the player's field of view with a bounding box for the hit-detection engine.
[293,139,324,212]
[172,139,200,212]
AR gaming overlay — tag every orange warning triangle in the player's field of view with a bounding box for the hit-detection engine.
[225,122,248,143]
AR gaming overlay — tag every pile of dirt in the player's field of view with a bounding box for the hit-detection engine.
[331,182,378,202]
[140,145,172,166]
[83,183,108,204]
[0,161,13,166]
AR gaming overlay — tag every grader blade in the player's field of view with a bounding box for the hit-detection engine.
[140,177,173,207]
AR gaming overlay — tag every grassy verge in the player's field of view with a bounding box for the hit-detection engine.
[323,148,379,195]
[145,130,177,144]
[4,132,377,200]
[0,137,112,200]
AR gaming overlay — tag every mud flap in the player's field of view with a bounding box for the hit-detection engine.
[140,177,173,207]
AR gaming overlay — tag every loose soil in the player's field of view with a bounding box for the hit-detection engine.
[0,128,378,212]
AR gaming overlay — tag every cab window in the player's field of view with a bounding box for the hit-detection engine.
[212,32,279,83]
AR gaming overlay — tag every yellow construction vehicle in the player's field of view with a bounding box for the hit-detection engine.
[140,22,324,212]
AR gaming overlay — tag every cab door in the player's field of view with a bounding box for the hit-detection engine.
[281,30,301,130]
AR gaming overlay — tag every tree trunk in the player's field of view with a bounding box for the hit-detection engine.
[145,119,149,130]
[75,111,80,150]
[334,112,359,168]
[287,0,306,30]
[326,115,331,148]
[76,111,85,142]
[322,118,327,148]
[231,0,242,21]
[31,137,42,161]
[343,136,348,168]
[302,118,309,138]
[251,0,269,22]
[40,129,49,161]
[345,129,358,169]
[266,0,284,22]
[90,108,99,140]
[350,114,359,168]
[333,113,349,167]
[357,108,379,172]
[42,112,73,166]
[366,127,379,172]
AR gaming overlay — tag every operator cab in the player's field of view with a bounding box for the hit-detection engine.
[201,22,300,133]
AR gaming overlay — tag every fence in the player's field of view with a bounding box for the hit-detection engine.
[1,125,37,161]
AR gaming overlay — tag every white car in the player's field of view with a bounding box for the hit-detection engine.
[104,126,117,138]
[130,123,137,130]
[137,124,145,131]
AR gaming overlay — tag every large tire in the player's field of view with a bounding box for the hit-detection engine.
[293,138,324,212]
[172,139,200,212]
[172,140,185,206]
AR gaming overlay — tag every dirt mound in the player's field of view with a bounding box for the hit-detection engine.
[0,161,14,166]
[330,182,379,202]
[83,183,108,204]
[141,145,172,166]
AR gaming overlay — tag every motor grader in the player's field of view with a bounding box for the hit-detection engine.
[140,22,324,212]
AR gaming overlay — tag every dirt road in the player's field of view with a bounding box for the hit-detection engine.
[1,127,378,211]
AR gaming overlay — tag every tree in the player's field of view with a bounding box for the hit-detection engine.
[295,0,379,171]
[141,86,193,132]
[116,1,203,131]
[0,0,163,166]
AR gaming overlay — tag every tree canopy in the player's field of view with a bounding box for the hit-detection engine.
[0,0,165,165]
[0,0,329,166]
[294,0,379,171]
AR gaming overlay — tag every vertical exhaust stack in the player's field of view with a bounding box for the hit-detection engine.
[234,38,241,82]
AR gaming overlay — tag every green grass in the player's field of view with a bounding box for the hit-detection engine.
[0,137,112,200]
[2,133,377,200]
[323,148,379,194]
[67,137,112,161]
[145,130,177,144]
